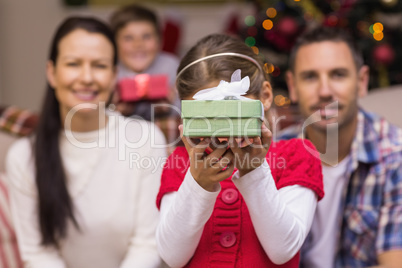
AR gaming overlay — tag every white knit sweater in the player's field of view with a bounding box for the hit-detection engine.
[5,115,167,268]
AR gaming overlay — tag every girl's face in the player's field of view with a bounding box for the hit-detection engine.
[116,21,160,73]
[47,29,116,118]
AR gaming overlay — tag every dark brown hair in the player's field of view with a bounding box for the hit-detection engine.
[35,16,117,247]
[289,26,364,71]
[110,4,160,36]
[176,34,268,99]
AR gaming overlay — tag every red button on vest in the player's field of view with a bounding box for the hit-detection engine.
[221,188,238,204]
[220,231,236,248]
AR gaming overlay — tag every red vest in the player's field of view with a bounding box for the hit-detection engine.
[157,139,324,267]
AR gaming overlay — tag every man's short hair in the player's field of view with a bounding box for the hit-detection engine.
[110,4,160,36]
[289,26,364,71]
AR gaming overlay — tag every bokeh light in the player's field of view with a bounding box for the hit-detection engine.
[264,63,275,74]
[251,46,259,55]
[262,19,274,30]
[373,32,384,41]
[266,8,277,18]
[371,22,384,41]
[245,36,256,47]
[327,15,338,26]
[274,95,283,106]
[271,65,281,77]
[373,22,384,33]
[369,24,374,34]
[245,15,256,27]
[274,95,291,107]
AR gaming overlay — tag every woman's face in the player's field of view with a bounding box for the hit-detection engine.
[47,29,116,118]
[116,21,160,73]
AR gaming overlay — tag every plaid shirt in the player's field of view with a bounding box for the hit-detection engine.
[277,109,402,267]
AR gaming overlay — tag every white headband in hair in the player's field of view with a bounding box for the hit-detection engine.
[176,52,263,79]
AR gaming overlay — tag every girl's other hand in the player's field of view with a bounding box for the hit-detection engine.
[229,123,272,177]
[179,125,235,192]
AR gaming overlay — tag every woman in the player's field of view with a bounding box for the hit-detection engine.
[6,17,165,268]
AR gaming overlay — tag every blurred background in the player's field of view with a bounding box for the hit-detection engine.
[1,0,402,113]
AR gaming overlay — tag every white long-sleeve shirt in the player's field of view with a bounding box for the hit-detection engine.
[6,115,167,268]
[157,159,318,267]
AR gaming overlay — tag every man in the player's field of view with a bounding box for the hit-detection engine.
[284,26,402,267]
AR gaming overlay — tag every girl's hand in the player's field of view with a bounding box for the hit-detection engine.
[179,125,235,192]
[229,123,272,177]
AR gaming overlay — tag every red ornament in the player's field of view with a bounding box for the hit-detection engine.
[224,13,239,35]
[277,16,298,37]
[324,14,339,27]
[162,16,182,55]
[247,26,258,37]
[373,44,395,66]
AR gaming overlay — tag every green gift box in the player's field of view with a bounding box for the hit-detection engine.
[181,100,263,137]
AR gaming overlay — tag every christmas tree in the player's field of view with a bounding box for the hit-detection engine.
[239,0,402,96]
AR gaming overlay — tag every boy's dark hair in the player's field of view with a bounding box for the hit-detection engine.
[289,26,364,71]
[110,4,160,36]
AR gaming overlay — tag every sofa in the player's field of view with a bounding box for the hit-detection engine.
[0,106,38,172]
[0,106,38,268]
[358,85,402,127]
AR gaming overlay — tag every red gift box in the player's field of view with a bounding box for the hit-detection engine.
[118,74,169,102]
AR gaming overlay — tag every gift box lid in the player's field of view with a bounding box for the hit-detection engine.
[181,100,263,119]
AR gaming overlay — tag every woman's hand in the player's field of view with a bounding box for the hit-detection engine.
[179,125,235,192]
[229,123,272,177]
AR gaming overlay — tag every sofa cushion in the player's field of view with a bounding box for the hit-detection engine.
[359,85,402,127]
[0,132,18,174]
[0,174,22,268]
[0,106,38,137]
[0,106,38,173]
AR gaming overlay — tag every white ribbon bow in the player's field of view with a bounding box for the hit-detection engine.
[192,69,251,100]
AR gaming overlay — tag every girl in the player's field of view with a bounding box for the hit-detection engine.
[6,17,165,268]
[156,34,324,267]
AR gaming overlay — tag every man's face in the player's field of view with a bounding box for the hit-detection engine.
[287,41,368,132]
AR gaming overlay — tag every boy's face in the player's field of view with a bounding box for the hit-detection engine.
[286,41,368,132]
[116,21,160,73]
